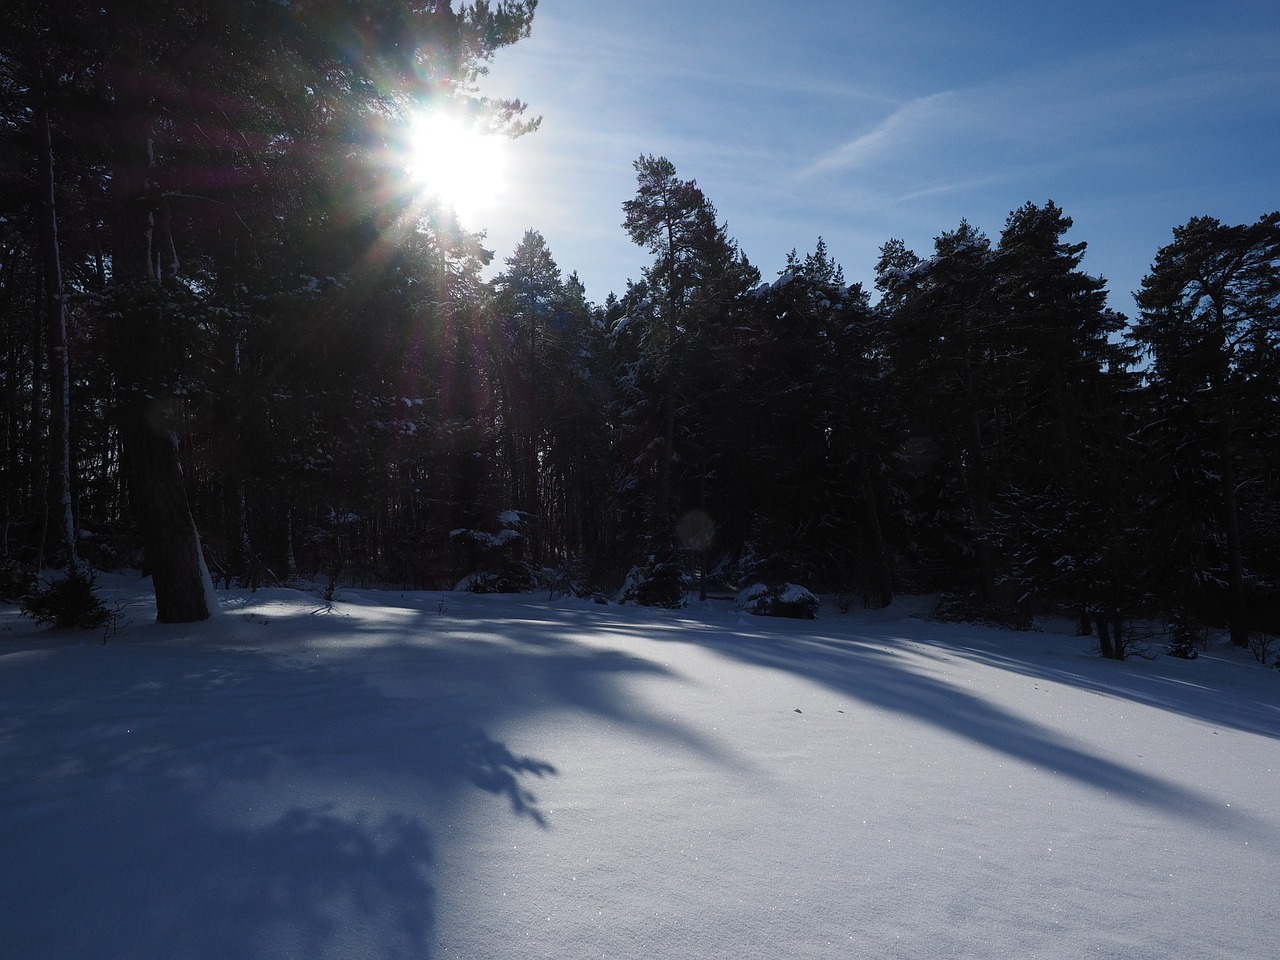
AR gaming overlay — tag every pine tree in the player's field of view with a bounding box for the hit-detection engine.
[733,241,893,601]
[878,221,1004,604]
[619,155,756,603]
[991,201,1133,630]
[1133,212,1280,645]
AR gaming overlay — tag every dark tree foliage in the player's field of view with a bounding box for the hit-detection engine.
[878,220,1006,604]
[616,154,757,605]
[486,230,609,578]
[730,242,894,603]
[1132,212,1280,646]
[989,201,1135,636]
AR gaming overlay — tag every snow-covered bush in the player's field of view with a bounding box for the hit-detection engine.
[736,582,819,620]
[20,569,113,631]
[617,554,686,608]
[451,511,535,594]
[737,532,815,595]
[455,568,534,594]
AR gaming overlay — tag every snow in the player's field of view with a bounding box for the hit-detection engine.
[3,578,1278,959]
[778,582,816,604]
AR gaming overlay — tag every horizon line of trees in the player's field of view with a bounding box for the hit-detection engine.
[2,3,1278,655]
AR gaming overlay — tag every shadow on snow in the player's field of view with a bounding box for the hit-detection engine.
[553,599,1274,832]
[0,592,681,960]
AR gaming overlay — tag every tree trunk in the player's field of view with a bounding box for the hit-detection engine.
[1218,413,1249,647]
[109,97,213,623]
[36,69,78,572]
[658,309,677,543]
[1096,614,1116,660]
[959,303,996,604]
[121,402,214,622]
[858,451,893,608]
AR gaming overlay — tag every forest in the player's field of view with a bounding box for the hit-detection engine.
[2,1,1278,657]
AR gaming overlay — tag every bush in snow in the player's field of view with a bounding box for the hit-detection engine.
[1248,631,1278,666]
[451,511,535,594]
[737,527,816,595]
[455,568,535,594]
[736,582,819,620]
[934,592,1032,631]
[20,568,113,631]
[617,553,686,608]
[1166,612,1203,660]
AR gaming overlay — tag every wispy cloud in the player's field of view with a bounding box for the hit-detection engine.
[798,91,962,179]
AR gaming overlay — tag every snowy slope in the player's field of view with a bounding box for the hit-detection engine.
[2,580,1277,959]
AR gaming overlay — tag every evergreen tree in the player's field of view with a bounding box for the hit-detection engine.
[1132,212,1280,645]
[619,155,756,603]
[878,221,1004,603]
[990,201,1133,630]
[734,241,893,602]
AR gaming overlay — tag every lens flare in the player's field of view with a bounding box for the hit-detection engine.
[402,110,506,223]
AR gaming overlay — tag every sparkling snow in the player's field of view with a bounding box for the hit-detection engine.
[2,579,1277,959]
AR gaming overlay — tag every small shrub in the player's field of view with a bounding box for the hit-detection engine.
[455,564,535,595]
[1166,614,1204,660]
[1248,631,1278,666]
[21,570,113,630]
[934,593,1031,631]
[617,555,686,608]
[451,512,536,595]
[736,582,820,620]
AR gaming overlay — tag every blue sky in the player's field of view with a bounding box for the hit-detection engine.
[476,0,1280,314]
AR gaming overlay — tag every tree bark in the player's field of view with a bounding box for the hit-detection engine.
[1096,614,1116,660]
[1218,411,1249,646]
[957,300,996,604]
[121,401,214,622]
[858,451,893,608]
[109,91,213,623]
[36,68,78,572]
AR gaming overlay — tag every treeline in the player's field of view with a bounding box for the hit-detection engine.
[2,4,1278,650]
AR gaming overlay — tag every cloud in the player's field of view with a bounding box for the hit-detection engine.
[795,25,1280,190]
[798,91,963,178]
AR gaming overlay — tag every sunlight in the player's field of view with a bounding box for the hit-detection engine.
[402,109,507,223]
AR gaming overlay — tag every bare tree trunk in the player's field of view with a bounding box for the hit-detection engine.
[959,303,996,604]
[1096,614,1116,660]
[36,69,78,572]
[659,311,676,542]
[284,506,297,577]
[109,99,213,623]
[1218,413,1249,647]
[858,451,893,609]
[119,403,213,621]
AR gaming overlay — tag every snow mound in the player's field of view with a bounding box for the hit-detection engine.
[735,581,820,619]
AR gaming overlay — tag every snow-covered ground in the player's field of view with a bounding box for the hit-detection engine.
[2,578,1277,959]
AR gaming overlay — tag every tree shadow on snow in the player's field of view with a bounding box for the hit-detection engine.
[597,605,1273,831]
[0,602,673,960]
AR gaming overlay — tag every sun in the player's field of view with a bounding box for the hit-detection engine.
[402,110,507,223]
